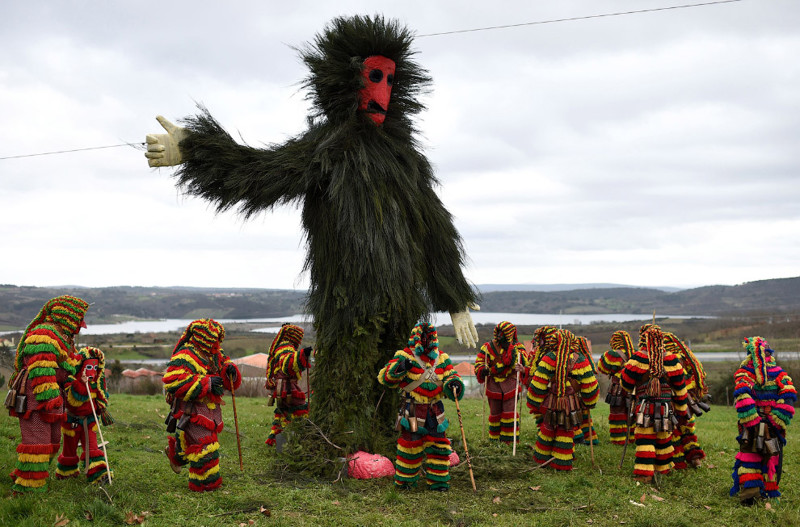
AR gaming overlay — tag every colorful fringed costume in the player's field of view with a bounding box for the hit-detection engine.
[730,336,796,504]
[378,323,464,490]
[527,326,560,430]
[597,330,635,445]
[663,332,708,469]
[265,323,311,447]
[162,319,242,492]
[147,15,480,456]
[7,295,88,494]
[526,330,599,470]
[573,336,598,446]
[620,324,688,482]
[56,346,113,482]
[474,321,529,443]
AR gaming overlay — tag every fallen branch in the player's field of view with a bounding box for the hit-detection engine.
[305,418,343,451]
[522,456,556,472]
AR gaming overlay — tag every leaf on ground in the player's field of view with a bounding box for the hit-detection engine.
[587,519,594,524]
[124,512,144,525]
[492,496,502,504]
[332,501,340,506]
[718,451,726,456]
[529,486,541,491]
[629,500,645,508]
[83,511,94,521]
[54,514,70,527]
[492,513,498,517]
[650,494,665,502]
[703,505,711,510]
[639,493,646,503]
[765,502,773,511]
[260,506,271,517]
[706,464,716,469]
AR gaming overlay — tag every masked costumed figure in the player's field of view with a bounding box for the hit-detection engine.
[526,326,559,430]
[56,346,113,483]
[573,336,598,446]
[265,323,312,448]
[663,331,708,469]
[162,319,242,492]
[730,336,796,504]
[526,330,599,470]
[6,295,88,494]
[378,323,463,490]
[145,15,479,456]
[474,321,529,443]
[620,324,689,482]
[597,330,636,445]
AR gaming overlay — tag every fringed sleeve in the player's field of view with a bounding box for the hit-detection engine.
[597,350,625,376]
[474,346,488,384]
[664,353,688,417]
[527,352,555,415]
[733,363,760,428]
[572,355,599,410]
[162,347,211,402]
[620,350,649,394]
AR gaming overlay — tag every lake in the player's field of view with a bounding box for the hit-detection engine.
[27,311,702,336]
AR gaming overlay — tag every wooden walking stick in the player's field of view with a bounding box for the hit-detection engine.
[85,379,112,484]
[587,410,598,470]
[229,374,244,471]
[619,393,636,469]
[481,383,486,441]
[512,351,522,457]
[453,386,477,491]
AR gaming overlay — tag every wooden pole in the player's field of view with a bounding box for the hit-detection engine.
[230,376,244,471]
[512,351,522,457]
[85,379,112,484]
[453,387,477,491]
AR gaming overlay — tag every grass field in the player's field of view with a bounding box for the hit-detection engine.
[1,394,797,526]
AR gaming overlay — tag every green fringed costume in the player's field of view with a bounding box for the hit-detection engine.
[154,16,478,456]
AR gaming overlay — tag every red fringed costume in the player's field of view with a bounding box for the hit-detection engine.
[526,329,599,471]
[56,346,113,483]
[597,330,636,445]
[474,321,529,443]
[730,336,796,504]
[162,319,241,492]
[620,324,689,482]
[7,295,88,494]
[378,323,463,491]
[264,323,311,447]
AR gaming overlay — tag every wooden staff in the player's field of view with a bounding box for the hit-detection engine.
[481,383,486,441]
[453,386,477,491]
[85,379,112,484]
[588,411,597,469]
[229,374,244,471]
[512,350,522,457]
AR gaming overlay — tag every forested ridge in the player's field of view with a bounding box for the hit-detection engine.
[1,276,799,328]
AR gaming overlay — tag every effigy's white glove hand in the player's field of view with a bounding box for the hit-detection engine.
[145,115,187,167]
[450,303,480,348]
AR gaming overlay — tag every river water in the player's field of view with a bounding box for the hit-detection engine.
[12,311,701,336]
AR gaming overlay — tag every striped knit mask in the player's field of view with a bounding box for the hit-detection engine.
[269,323,304,356]
[534,325,559,353]
[177,319,225,355]
[408,323,439,359]
[609,330,633,354]
[639,324,665,379]
[743,336,770,385]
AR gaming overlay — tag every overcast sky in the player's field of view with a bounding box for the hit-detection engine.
[1,0,798,292]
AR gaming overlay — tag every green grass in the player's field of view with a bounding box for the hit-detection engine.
[1,395,797,526]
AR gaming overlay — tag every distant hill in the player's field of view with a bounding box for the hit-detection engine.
[1,276,798,329]
[476,283,683,293]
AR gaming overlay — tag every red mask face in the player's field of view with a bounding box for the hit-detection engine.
[359,55,395,125]
[80,359,99,381]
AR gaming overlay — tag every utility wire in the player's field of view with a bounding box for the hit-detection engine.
[418,0,745,37]
[0,142,144,160]
[2,0,747,161]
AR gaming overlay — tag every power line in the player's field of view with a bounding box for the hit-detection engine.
[0,142,144,161]
[2,0,747,162]
[418,0,745,37]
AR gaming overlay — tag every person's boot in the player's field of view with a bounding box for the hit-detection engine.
[165,446,182,474]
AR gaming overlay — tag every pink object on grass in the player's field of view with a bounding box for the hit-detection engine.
[346,451,394,479]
